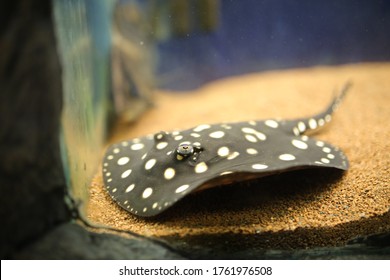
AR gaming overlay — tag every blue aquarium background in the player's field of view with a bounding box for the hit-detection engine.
[155,0,390,90]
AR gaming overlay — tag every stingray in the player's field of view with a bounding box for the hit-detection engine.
[102,83,351,217]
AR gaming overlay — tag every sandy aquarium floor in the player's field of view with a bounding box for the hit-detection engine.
[87,63,390,252]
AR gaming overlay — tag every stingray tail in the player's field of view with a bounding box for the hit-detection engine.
[281,82,352,136]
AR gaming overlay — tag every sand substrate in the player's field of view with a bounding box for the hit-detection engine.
[87,63,390,252]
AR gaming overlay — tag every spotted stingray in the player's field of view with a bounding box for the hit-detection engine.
[102,83,351,217]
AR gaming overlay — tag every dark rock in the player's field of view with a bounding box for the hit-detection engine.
[13,223,184,260]
[0,0,70,258]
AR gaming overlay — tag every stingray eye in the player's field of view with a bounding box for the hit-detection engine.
[176,143,194,156]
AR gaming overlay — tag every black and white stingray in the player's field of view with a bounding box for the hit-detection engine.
[102,83,351,217]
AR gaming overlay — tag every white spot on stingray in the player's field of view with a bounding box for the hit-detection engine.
[145,159,157,170]
[143,207,147,213]
[325,114,332,122]
[125,184,135,193]
[242,127,266,139]
[252,164,268,170]
[121,169,132,178]
[156,133,164,140]
[193,124,211,132]
[107,178,112,182]
[172,131,180,136]
[193,142,201,147]
[121,141,129,147]
[301,135,309,141]
[141,153,148,159]
[164,168,176,180]
[315,161,323,164]
[256,132,266,141]
[318,118,325,126]
[209,131,225,139]
[220,171,233,176]
[191,133,201,138]
[248,121,257,126]
[292,139,308,150]
[156,142,168,150]
[245,134,257,143]
[309,118,317,129]
[142,187,153,199]
[167,151,173,155]
[265,120,279,128]
[327,154,335,159]
[174,135,183,141]
[322,147,331,153]
[293,127,300,136]
[112,188,117,193]
[242,127,257,134]
[152,202,158,209]
[103,162,108,167]
[227,151,240,160]
[117,157,130,165]
[195,162,208,173]
[105,172,111,177]
[217,146,230,157]
[246,148,258,155]
[221,124,232,129]
[316,141,325,147]
[123,200,128,205]
[298,122,306,132]
[321,158,330,164]
[133,138,141,143]
[175,184,189,193]
[131,143,144,150]
[113,148,120,154]
[107,155,114,160]
[279,154,296,161]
